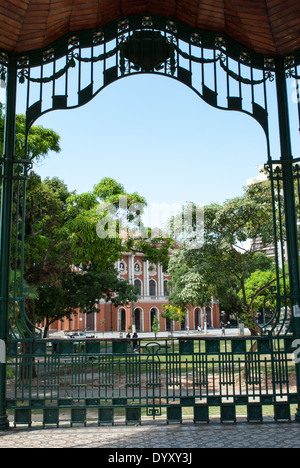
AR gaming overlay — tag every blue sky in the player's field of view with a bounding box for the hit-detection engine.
[31,75,267,204]
[1,72,293,227]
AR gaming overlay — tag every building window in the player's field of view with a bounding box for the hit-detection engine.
[150,308,158,328]
[134,308,142,332]
[166,318,172,331]
[149,279,156,297]
[194,308,201,328]
[118,308,126,332]
[164,280,169,296]
[134,279,142,296]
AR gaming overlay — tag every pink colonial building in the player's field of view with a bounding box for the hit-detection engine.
[48,251,220,335]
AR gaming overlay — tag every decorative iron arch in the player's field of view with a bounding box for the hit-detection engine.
[0,13,299,339]
[8,15,283,148]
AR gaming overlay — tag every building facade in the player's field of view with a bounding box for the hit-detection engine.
[48,252,220,335]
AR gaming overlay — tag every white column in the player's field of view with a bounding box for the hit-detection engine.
[157,264,161,297]
[159,265,164,298]
[145,260,150,296]
[129,254,134,284]
[203,307,207,334]
[143,260,147,298]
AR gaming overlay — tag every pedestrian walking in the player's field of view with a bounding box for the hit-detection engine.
[132,332,138,351]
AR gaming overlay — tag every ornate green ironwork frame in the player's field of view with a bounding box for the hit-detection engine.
[0,14,300,428]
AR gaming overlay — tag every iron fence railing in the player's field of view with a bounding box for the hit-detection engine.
[6,336,298,427]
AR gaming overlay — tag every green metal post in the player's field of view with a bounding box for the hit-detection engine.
[275,58,300,422]
[0,55,17,430]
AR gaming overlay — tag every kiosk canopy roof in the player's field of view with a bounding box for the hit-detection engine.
[0,0,299,57]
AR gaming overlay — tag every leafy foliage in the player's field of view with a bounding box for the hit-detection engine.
[167,181,278,335]
[0,104,61,161]
[35,265,137,337]
[161,304,186,328]
[9,168,173,334]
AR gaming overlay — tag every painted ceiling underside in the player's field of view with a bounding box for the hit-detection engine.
[0,0,299,56]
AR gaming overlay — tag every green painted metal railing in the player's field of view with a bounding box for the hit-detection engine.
[6,336,298,427]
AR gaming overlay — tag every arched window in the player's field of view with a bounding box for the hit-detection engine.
[194,308,201,328]
[165,318,172,332]
[134,279,142,296]
[118,308,126,332]
[149,279,156,297]
[134,308,143,332]
[180,310,189,330]
[150,308,158,328]
[206,307,212,328]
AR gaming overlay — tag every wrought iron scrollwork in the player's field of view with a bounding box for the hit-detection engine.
[0,158,33,181]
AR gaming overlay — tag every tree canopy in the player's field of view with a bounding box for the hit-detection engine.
[167,179,280,335]
[20,174,168,335]
[0,104,61,161]
[0,106,174,336]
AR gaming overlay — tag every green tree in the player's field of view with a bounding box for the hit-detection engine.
[65,177,174,270]
[167,181,277,335]
[151,315,160,338]
[161,304,186,336]
[64,177,147,269]
[0,103,60,160]
[35,265,138,338]
[167,249,212,309]
[0,105,174,334]
[19,175,173,333]
[239,269,289,327]
[19,176,144,330]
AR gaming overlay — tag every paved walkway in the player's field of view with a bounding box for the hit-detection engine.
[0,420,299,449]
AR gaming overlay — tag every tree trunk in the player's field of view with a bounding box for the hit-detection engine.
[241,340,258,383]
[43,318,50,339]
[19,342,37,381]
